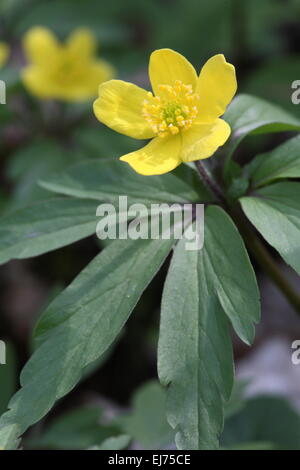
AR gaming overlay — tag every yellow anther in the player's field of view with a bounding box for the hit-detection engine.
[168,124,179,135]
[142,80,200,137]
[159,122,167,131]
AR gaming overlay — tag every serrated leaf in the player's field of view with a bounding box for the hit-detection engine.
[0,237,174,449]
[240,182,300,275]
[247,135,300,188]
[40,159,214,205]
[158,207,260,450]
[0,198,100,264]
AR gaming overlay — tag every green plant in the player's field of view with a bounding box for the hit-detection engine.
[1,91,300,449]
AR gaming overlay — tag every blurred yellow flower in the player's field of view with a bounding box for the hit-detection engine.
[0,42,9,68]
[22,27,115,102]
[94,49,237,175]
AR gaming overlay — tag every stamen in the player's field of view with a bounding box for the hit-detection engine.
[142,80,200,138]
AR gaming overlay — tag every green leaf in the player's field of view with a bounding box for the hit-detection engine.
[0,342,17,415]
[89,435,131,450]
[224,381,247,419]
[226,175,250,203]
[74,126,141,160]
[40,159,214,205]
[203,207,260,344]
[0,237,174,449]
[221,396,300,450]
[225,94,300,139]
[6,141,69,182]
[5,139,83,211]
[240,182,300,275]
[223,94,300,174]
[119,380,174,450]
[29,407,120,450]
[0,198,100,264]
[247,135,300,188]
[158,224,233,450]
[158,207,260,450]
[222,441,275,450]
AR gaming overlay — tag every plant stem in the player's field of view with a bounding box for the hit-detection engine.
[194,160,228,208]
[232,209,300,315]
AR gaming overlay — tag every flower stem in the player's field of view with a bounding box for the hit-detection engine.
[194,160,228,208]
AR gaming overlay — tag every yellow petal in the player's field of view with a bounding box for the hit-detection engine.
[21,66,56,99]
[22,27,60,66]
[67,60,115,100]
[67,28,96,58]
[22,62,114,102]
[196,54,237,123]
[120,135,182,175]
[149,48,197,96]
[93,80,155,139]
[181,119,231,162]
[22,67,84,101]
[0,42,9,68]
[61,61,116,101]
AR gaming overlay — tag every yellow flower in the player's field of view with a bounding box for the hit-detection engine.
[22,27,115,102]
[93,49,237,175]
[0,42,9,68]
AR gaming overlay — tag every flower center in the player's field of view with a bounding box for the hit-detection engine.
[52,51,86,85]
[142,80,200,137]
